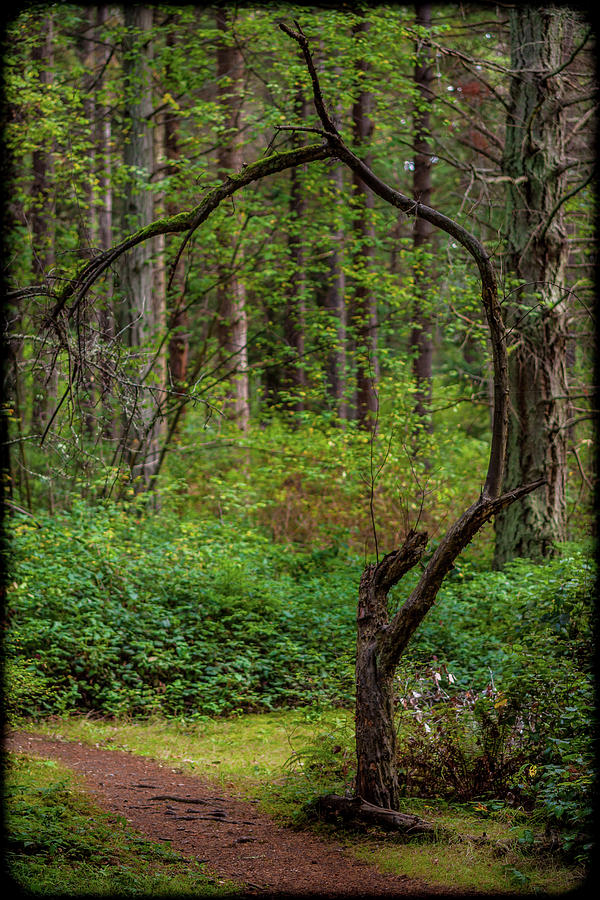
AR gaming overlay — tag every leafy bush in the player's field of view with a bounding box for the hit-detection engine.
[2,657,58,722]
[5,500,594,857]
[395,665,530,802]
[5,502,358,718]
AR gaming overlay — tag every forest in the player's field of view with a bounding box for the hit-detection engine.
[1,2,597,896]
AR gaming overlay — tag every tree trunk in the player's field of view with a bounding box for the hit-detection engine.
[216,8,250,432]
[282,91,309,413]
[165,119,189,406]
[355,564,400,809]
[78,9,98,440]
[410,1,435,436]
[95,5,116,444]
[494,6,572,567]
[326,162,348,421]
[351,20,379,430]
[29,15,56,433]
[119,5,163,490]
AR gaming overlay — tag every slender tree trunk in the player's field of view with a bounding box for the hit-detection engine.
[78,10,98,440]
[351,20,379,429]
[283,91,309,413]
[410,1,435,436]
[95,5,116,443]
[119,6,163,490]
[30,15,56,432]
[216,9,250,431]
[326,162,348,421]
[494,6,572,566]
[164,85,189,409]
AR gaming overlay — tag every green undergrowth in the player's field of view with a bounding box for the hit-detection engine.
[15,709,589,895]
[3,751,239,896]
[5,501,594,724]
[5,500,595,890]
[5,502,359,719]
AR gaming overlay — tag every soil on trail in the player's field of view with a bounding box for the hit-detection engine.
[6,731,473,897]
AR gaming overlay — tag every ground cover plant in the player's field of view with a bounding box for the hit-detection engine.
[4,751,237,896]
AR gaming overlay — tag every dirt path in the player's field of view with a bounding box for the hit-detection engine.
[6,731,474,897]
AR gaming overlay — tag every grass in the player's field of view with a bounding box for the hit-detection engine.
[11,711,589,896]
[18,706,352,794]
[4,751,240,896]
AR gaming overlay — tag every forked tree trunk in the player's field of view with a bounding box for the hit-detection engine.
[275,24,545,811]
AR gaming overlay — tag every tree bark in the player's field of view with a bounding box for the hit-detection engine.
[95,5,116,444]
[410,1,435,435]
[118,5,163,491]
[163,56,189,409]
[494,6,573,567]
[351,20,379,430]
[216,8,250,432]
[326,162,348,420]
[283,91,309,413]
[29,15,56,433]
[355,562,402,809]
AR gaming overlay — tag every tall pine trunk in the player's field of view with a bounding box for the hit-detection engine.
[95,5,115,444]
[216,9,250,431]
[494,6,571,566]
[410,1,435,437]
[351,20,379,429]
[283,91,309,413]
[119,6,164,490]
[30,15,56,434]
[326,162,348,421]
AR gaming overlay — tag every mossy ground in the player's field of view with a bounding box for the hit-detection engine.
[4,751,239,896]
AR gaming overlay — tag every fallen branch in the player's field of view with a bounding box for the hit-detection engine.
[317,794,438,835]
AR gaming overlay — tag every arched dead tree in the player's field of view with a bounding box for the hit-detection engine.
[279,20,544,821]
[10,18,546,829]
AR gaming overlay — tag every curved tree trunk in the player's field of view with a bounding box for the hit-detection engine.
[35,19,549,812]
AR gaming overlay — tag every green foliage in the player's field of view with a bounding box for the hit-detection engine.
[3,656,59,722]
[5,502,359,718]
[4,753,233,895]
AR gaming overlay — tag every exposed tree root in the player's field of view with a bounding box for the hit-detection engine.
[316,794,438,835]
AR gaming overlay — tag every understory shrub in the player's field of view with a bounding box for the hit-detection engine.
[5,502,358,718]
